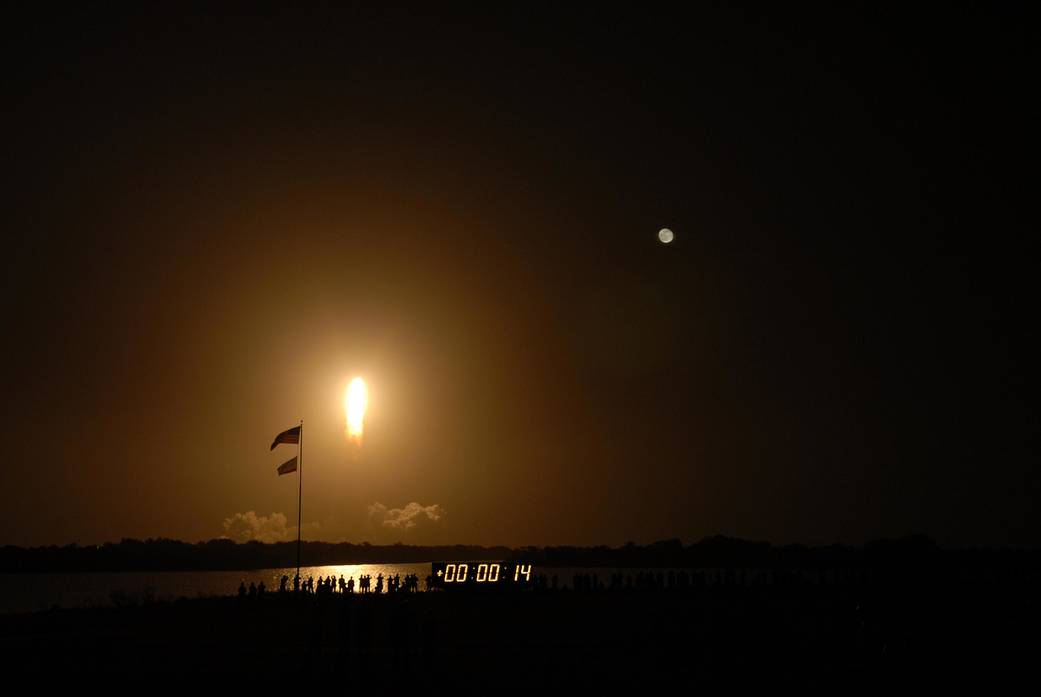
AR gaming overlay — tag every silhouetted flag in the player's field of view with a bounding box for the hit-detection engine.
[270,425,301,450]
[277,456,298,476]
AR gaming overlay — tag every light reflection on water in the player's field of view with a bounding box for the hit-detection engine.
[0,563,433,615]
[263,563,433,591]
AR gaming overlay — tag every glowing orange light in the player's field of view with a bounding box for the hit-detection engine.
[345,377,368,445]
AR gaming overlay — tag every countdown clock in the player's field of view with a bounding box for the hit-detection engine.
[430,562,535,590]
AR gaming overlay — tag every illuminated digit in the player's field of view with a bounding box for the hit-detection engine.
[477,564,488,582]
[444,564,456,583]
[520,564,531,581]
[514,566,519,582]
[458,564,468,582]
[489,564,500,582]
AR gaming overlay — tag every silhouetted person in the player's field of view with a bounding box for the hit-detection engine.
[279,575,289,593]
[258,581,266,596]
[375,574,384,594]
[248,581,257,598]
[238,581,247,598]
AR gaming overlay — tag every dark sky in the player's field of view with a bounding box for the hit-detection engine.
[2,4,1037,548]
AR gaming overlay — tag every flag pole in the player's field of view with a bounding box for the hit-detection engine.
[296,419,303,584]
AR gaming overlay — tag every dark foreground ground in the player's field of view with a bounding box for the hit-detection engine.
[1,579,1037,686]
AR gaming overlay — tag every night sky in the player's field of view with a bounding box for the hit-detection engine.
[3,4,1036,548]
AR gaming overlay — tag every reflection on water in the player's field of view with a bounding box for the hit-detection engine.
[0,563,433,614]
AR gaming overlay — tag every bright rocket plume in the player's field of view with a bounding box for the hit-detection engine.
[346,377,368,445]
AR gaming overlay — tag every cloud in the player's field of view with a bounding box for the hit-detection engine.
[368,502,445,531]
[222,511,290,543]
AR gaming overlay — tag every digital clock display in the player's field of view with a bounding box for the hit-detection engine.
[431,562,535,589]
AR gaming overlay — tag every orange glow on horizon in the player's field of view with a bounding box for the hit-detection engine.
[346,377,368,445]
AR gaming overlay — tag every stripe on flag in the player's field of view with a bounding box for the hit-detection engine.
[277,456,298,476]
[270,425,301,450]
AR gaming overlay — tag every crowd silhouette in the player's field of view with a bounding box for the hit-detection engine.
[261,572,425,597]
[208,560,1041,686]
[235,565,895,600]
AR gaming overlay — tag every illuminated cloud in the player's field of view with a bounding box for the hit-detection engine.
[222,511,289,543]
[368,501,445,531]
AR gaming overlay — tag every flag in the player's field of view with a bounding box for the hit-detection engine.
[270,425,301,450]
[277,456,298,476]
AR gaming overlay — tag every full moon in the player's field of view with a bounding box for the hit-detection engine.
[658,228,674,244]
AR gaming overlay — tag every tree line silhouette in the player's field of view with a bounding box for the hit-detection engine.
[1,539,508,573]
